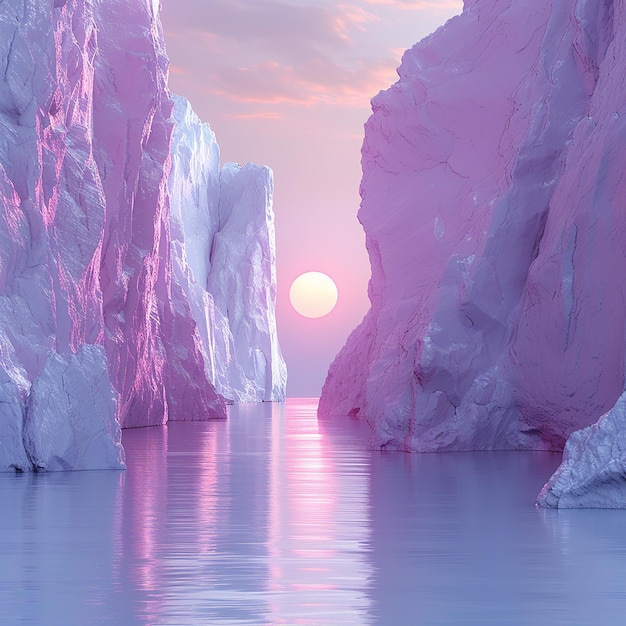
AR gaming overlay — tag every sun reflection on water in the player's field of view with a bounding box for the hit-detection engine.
[3,405,626,624]
[116,399,372,625]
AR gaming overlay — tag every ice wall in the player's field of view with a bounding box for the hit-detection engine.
[320,0,626,463]
[91,1,226,430]
[0,0,284,471]
[169,96,286,403]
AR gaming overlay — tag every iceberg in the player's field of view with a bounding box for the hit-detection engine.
[537,392,626,508]
[320,0,626,473]
[0,0,284,470]
[169,96,287,403]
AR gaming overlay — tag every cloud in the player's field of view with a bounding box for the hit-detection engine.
[168,64,185,76]
[211,57,399,107]
[362,0,462,9]
[163,1,375,52]
[223,111,285,120]
[161,0,462,115]
[161,1,394,110]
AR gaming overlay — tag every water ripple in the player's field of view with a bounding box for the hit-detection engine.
[2,400,626,624]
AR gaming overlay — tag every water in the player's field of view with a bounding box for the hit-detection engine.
[2,399,626,625]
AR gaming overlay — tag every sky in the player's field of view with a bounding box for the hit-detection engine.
[160,0,463,397]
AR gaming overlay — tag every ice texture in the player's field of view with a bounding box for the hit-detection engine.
[0,0,284,471]
[169,96,286,402]
[537,392,626,508]
[319,0,626,463]
[23,346,124,472]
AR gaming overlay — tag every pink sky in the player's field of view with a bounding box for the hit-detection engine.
[160,0,462,397]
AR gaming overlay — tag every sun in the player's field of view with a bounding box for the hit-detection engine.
[289,272,338,318]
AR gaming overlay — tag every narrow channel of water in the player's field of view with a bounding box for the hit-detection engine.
[1,399,626,624]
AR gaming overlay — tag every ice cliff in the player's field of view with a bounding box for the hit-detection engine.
[0,0,285,472]
[169,96,286,403]
[320,0,626,503]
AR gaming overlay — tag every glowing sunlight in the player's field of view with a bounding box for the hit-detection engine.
[289,272,339,318]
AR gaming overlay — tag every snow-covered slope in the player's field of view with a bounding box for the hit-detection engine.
[320,0,626,468]
[0,0,284,471]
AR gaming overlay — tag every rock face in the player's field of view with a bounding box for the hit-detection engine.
[169,96,286,403]
[319,0,626,460]
[0,0,285,471]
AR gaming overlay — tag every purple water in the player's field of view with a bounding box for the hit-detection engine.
[1,399,626,624]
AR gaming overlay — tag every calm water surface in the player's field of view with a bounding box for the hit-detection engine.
[2,399,626,625]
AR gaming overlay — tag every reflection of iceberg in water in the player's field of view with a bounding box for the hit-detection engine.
[115,425,169,622]
[114,399,372,624]
[0,471,124,623]
[5,411,626,622]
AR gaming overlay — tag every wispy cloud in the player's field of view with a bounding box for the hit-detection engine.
[161,0,463,117]
[162,1,395,112]
[168,64,185,76]
[163,1,374,52]
[363,0,462,9]
[223,111,286,120]
[211,57,398,107]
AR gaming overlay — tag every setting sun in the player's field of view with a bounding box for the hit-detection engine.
[289,272,338,318]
